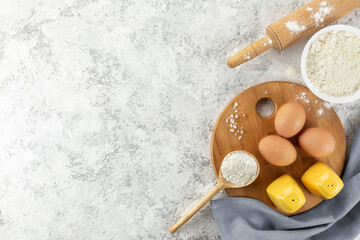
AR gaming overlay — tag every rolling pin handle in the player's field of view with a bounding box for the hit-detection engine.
[227,36,273,68]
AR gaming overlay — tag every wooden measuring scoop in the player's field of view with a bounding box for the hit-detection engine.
[169,150,260,233]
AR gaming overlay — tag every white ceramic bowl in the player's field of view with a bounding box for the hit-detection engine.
[301,25,360,103]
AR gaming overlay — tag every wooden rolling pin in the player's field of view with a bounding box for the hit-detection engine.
[227,0,360,68]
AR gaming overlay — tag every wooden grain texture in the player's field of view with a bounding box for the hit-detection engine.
[210,81,346,215]
[227,0,360,68]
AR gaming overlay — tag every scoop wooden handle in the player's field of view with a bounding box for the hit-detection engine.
[226,36,273,68]
[169,181,224,233]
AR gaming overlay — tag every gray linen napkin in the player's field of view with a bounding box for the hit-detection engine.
[211,126,360,240]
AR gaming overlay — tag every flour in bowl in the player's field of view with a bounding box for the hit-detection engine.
[306,30,360,97]
[220,151,258,186]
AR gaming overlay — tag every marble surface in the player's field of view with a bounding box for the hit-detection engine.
[0,0,359,239]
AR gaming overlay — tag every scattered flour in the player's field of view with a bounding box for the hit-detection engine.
[285,20,306,34]
[295,91,311,104]
[316,102,332,116]
[311,2,333,26]
[317,108,324,116]
[226,102,246,140]
[244,52,251,60]
[306,30,360,97]
[292,90,332,116]
[220,151,258,186]
[323,102,331,109]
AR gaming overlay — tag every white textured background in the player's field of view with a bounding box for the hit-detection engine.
[0,0,359,239]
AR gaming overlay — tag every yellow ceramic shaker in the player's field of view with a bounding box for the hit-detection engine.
[266,174,306,213]
[301,161,343,199]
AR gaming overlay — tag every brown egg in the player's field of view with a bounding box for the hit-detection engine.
[275,102,306,138]
[299,127,336,158]
[258,135,297,166]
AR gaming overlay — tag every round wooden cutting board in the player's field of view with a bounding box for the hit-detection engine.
[211,81,346,215]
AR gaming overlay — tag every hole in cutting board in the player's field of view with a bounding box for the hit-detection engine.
[256,98,275,118]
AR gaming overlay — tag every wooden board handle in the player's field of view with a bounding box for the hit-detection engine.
[226,36,273,68]
[169,181,224,233]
